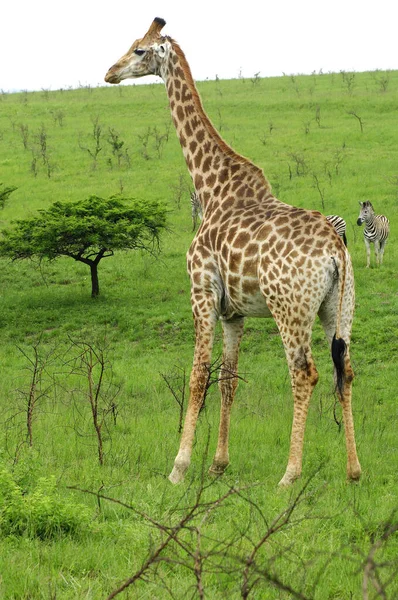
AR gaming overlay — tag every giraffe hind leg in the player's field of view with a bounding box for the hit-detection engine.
[329,337,361,481]
[209,316,244,476]
[318,293,361,482]
[278,343,319,487]
[333,346,361,481]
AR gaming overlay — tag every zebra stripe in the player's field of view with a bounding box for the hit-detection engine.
[326,215,347,246]
[190,191,203,230]
[357,201,390,267]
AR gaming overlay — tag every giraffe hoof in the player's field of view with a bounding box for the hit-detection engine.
[347,463,361,482]
[168,470,183,484]
[168,465,187,484]
[208,462,228,476]
[278,470,300,488]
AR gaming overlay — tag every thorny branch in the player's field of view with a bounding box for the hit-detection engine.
[240,471,320,599]
[69,470,324,600]
[160,366,187,433]
[162,358,248,432]
[362,512,398,600]
[69,481,246,599]
[65,336,120,465]
[14,336,58,447]
[348,110,365,133]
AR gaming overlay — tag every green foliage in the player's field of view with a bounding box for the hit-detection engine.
[0,467,91,538]
[0,195,167,261]
[0,195,167,296]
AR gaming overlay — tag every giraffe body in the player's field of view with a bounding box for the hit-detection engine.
[105,18,361,486]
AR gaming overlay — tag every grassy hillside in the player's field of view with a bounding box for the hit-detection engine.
[0,70,397,599]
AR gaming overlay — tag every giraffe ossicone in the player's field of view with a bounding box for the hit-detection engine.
[105,18,361,486]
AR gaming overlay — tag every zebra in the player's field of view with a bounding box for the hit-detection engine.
[326,215,347,246]
[190,190,203,231]
[357,200,390,267]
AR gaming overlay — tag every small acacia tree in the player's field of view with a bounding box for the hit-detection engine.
[0,195,167,297]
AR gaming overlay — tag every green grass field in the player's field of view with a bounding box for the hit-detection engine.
[0,70,397,598]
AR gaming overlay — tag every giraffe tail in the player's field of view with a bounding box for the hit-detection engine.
[331,252,348,397]
[331,335,346,397]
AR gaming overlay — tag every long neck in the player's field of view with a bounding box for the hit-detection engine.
[162,40,271,211]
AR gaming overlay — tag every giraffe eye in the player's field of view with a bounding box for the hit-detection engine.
[134,49,146,56]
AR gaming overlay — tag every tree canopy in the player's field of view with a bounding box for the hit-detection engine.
[0,195,167,297]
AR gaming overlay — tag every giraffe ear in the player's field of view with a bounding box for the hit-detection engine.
[155,43,167,58]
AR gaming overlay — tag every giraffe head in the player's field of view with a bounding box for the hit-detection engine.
[357,200,374,225]
[105,17,169,83]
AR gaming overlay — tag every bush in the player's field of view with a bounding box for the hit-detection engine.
[0,468,91,539]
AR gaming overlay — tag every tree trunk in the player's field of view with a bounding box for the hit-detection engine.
[90,262,100,297]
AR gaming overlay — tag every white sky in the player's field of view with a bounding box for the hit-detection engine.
[1,0,397,92]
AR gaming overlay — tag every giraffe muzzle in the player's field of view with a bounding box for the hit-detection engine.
[104,68,121,84]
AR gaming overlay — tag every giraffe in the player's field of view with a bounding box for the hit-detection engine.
[105,18,361,487]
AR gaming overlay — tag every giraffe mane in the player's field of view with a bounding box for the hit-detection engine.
[169,38,271,191]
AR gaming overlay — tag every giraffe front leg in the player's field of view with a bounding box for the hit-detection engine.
[278,346,319,487]
[169,312,216,484]
[168,363,209,483]
[209,317,244,476]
